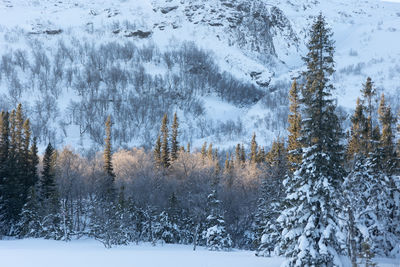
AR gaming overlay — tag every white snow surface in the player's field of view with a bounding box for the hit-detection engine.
[0,239,399,267]
[0,239,284,267]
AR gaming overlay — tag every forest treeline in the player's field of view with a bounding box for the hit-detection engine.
[0,14,399,266]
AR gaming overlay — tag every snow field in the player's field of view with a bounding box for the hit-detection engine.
[0,239,284,267]
[0,239,399,267]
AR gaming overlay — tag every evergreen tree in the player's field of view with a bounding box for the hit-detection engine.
[0,111,10,235]
[29,137,39,184]
[224,152,230,173]
[15,186,41,238]
[361,77,377,155]
[153,135,161,167]
[39,143,62,239]
[201,142,207,162]
[287,79,302,173]
[347,98,368,162]
[213,150,221,178]
[207,143,213,161]
[155,210,180,244]
[88,198,124,248]
[378,94,397,174]
[171,113,179,162]
[6,107,26,230]
[250,133,258,164]
[377,94,399,253]
[186,142,191,154]
[235,144,241,166]
[0,107,37,236]
[240,144,246,164]
[103,116,116,201]
[397,111,400,172]
[160,113,170,168]
[40,143,57,200]
[104,116,115,179]
[343,154,394,258]
[203,189,232,251]
[278,14,345,266]
[257,139,287,257]
[254,176,268,253]
[257,147,266,163]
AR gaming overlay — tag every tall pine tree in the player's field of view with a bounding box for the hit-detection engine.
[278,14,345,266]
[104,116,115,180]
[287,79,302,173]
[160,114,170,168]
[250,133,258,164]
[257,139,287,257]
[170,113,179,162]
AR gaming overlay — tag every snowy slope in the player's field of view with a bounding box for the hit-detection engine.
[0,0,398,150]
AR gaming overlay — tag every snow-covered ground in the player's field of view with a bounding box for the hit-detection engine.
[0,239,284,267]
[0,239,399,267]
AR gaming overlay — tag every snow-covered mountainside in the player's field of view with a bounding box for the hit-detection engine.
[0,0,399,150]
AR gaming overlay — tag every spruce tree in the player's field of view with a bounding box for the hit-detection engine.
[287,79,302,173]
[15,186,41,238]
[160,113,170,168]
[378,94,397,174]
[235,144,241,166]
[361,77,377,155]
[28,137,39,190]
[250,133,258,164]
[201,142,207,163]
[103,116,116,201]
[278,14,345,266]
[170,113,179,162]
[343,153,393,257]
[41,143,57,200]
[397,111,400,172]
[213,149,220,178]
[154,135,161,167]
[343,89,399,257]
[377,94,399,253]
[186,142,191,154]
[104,116,115,180]
[257,147,266,163]
[0,111,10,235]
[257,139,287,256]
[224,152,230,173]
[240,144,246,164]
[7,108,25,227]
[347,98,368,162]
[40,143,62,239]
[203,189,232,251]
[207,143,213,161]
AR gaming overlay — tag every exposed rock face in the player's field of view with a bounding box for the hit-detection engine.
[160,6,178,14]
[152,0,299,63]
[124,30,152,38]
[44,29,62,35]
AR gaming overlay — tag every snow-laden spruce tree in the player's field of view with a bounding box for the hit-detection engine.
[256,139,287,257]
[154,210,180,244]
[343,155,393,258]
[15,186,41,238]
[343,89,399,259]
[203,189,232,251]
[278,14,346,266]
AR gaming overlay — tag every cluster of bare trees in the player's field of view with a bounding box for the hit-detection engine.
[0,36,272,148]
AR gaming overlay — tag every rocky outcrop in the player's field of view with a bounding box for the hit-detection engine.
[124,30,152,38]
